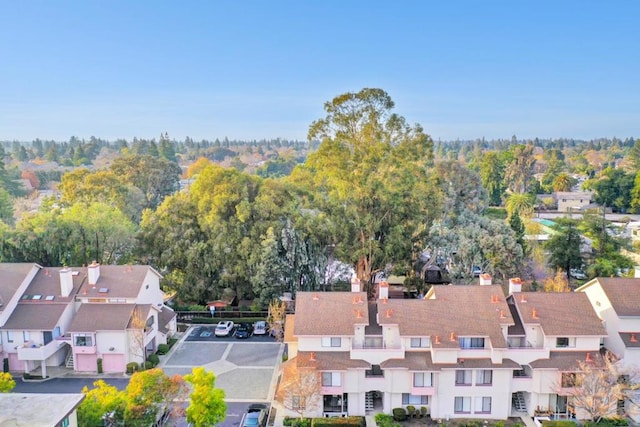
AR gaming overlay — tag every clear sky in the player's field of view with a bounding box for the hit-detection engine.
[1,1,638,142]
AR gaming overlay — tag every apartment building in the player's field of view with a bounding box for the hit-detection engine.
[0,262,176,375]
[278,277,608,420]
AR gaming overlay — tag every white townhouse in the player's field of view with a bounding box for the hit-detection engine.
[0,262,176,375]
[278,277,607,421]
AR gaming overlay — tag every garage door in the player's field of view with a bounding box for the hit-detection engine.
[76,353,98,372]
[102,354,125,373]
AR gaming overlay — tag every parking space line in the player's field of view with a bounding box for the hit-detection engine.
[221,343,234,360]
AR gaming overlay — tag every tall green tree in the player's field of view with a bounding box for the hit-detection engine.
[545,218,583,278]
[290,88,437,290]
[504,144,536,193]
[478,151,506,206]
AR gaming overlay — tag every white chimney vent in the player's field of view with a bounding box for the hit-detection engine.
[59,267,73,297]
[88,261,100,285]
[635,266,640,278]
[378,281,389,300]
[479,274,492,286]
[509,277,523,294]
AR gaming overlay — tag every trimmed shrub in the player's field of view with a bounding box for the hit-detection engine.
[147,353,160,367]
[419,406,428,417]
[126,362,139,374]
[283,418,311,427]
[541,421,576,427]
[311,417,364,427]
[157,344,170,355]
[392,408,407,422]
[97,357,103,374]
[406,405,416,418]
[168,338,178,348]
[143,361,155,370]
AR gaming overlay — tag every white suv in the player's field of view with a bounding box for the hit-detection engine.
[214,320,234,337]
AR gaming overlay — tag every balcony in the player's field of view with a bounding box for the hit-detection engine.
[411,386,435,396]
[351,339,404,364]
[74,345,97,354]
[506,344,549,365]
[17,340,69,361]
[321,385,344,395]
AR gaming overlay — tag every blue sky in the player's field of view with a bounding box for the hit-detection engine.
[1,1,638,142]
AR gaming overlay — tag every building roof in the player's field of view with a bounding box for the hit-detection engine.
[529,351,602,371]
[158,305,176,334]
[68,303,136,332]
[619,332,640,348]
[0,263,37,315]
[0,393,85,427]
[380,285,513,348]
[381,351,443,370]
[295,351,370,370]
[512,292,606,336]
[590,278,640,317]
[3,303,68,330]
[294,292,369,336]
[23,266,84,301]
[77,265,160,299]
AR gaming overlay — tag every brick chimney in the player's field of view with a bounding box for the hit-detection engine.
[508,277,522,294]
[479,274,492,286]
[59,267,73,297]
[378,281,389,300]
[350,273,361,293]
[88,261,101,286]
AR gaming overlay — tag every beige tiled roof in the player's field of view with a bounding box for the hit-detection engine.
[158,306,176,334]
[619,332,640,348]
[68,304,136,332]
[381,352,444,370]
[530,351,602,371]
[23,266,84,301]
[379,285,513,348]
[512,292,605,336]
[3,304,68,330]
[294,292,369,336]
[593,278,640,317]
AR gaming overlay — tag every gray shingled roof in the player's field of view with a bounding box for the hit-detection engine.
[0,263,38,314]
[512,292,606,336]
[594,278,640,317]
[77,265,160,299]
[68,304,136,332]
[530,351,602,370]
[3,304,68,330]
[158,306,176,334]
[294,292,369,336]
[295,351,371,370]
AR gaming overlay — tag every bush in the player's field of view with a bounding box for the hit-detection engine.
[97,357,103,374]
[495,421,505,427]
[126,362,139,374]
[406,405,416,418]
[312,417,364,427]
[143,361,155,370]
[420,406,428,417]
[188,304,207,311]
[168,338,178,348]
[157,344,170,355]
[584,420,629,427]
[147,354,160,367]
[374,414,400,427]
[283,418,312,427]
[541,421,576,427]
[392,408,407,422]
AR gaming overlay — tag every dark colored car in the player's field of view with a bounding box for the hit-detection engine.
[241,404,268,427]
[235,322,254,339]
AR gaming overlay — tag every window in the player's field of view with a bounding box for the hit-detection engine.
[74,334,93,347]
[23,331,30,342]
[322,337,341,347]
[475,397,491,413]
[6,331,13,343]
[454,396,471,413]
[365,364,384,378]
[413,372,433,387]
[556,337,575,348]
[455,370,472,385]
[476,370,493,385]
[402,394,428,405]
[410,337,430,348]
[322,372,341,387]
[292,396,305,410]
[459,337,485,349]
[60,416,70,427]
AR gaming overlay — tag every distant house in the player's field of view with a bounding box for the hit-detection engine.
[0,393,84,427]
[554,191,594,213]
[0,262,176,375]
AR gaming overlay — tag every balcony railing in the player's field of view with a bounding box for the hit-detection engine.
[17,340,69,361]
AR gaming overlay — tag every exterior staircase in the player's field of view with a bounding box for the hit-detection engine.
[513,391,527,412]
[65,350,74,369]
[365,392,374,411]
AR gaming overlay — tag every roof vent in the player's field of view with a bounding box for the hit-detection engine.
[586,352,593,363]
[532,308,539,319]
[382,297,388,304]
[450,332,456,342]
[491,294,499,303]
[309,352,316,362]
[354,309,363,319]
[385,309,393,318]
[434,335,441,344]
[312,293,319,301]
[500,310,506,319]
[520,294,528,303]
[631,334,638,343]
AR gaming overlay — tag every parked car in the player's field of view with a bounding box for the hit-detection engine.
[235,322,254,339]
[472,265,483,277]
[569,269,587,280]
[253,320,268,335]
[214,320,234,337]
[240,404,268,427]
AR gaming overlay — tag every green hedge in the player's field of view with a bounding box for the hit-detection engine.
[126,362,139,374]
[283,417,311,427]
[312,417,365,427]
[392,408,407,422]
[147,354,160,367]
[584,419,629,427]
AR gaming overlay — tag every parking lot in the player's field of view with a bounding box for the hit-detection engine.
[160,325,284,402]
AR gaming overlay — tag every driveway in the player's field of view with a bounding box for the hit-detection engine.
[160,326,283,402]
